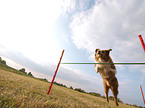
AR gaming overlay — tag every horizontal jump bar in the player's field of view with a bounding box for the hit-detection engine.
[61,63,145,65]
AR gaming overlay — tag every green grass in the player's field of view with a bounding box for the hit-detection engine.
[0,67,137,108]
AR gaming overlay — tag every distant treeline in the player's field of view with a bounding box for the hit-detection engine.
[53,81,123,103]
[19,68,34,77]
[0,57,6,65]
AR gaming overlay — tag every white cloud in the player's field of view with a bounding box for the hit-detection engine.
[0,0,95,65]
[0,0,66,64]
[60,0,76,13]
[70,0,145,62]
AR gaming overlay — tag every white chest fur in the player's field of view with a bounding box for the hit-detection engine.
[95,60,116,79]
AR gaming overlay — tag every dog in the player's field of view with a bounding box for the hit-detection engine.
[95,49,119,106]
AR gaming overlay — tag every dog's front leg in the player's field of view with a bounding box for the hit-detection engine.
[95,64,100,73]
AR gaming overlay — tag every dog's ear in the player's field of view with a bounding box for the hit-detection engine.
[106,49,112,55]
[95,49,99,52]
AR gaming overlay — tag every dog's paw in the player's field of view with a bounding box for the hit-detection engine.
[95,66,100,73]
[97,67,100,73]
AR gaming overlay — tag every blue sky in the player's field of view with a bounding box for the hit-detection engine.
[0,0,145,106]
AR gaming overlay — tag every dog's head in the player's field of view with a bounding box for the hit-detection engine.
[95,49,112,62]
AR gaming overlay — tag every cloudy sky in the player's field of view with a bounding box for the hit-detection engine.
[0,0,145,106]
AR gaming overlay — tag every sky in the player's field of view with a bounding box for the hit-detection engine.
[0,0,145,106]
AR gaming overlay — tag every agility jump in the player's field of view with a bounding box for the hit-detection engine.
[47,35,145,106]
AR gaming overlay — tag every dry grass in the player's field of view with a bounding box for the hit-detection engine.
[0,69,136,108]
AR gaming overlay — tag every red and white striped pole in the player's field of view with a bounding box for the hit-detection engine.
[47,50,65,94]
[140,85,145,106]
[138,35,145,53]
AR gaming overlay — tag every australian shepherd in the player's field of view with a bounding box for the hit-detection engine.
[95,49,119,106]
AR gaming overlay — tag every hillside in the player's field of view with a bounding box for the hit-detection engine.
[0,63,139,108]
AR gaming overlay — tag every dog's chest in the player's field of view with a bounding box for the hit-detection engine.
[98,64,111,74]
[96,62,116,79]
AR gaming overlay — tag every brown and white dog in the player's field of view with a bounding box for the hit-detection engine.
[95,49,119,106]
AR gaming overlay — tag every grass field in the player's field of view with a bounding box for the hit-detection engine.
[0,65,137,108]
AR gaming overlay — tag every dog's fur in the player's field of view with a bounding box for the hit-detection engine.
[95,49,119,106]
